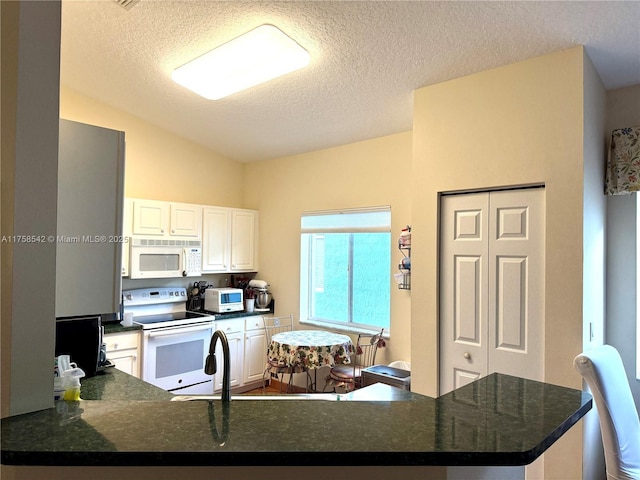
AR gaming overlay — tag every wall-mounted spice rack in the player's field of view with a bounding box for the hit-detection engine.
[397,225,411,290]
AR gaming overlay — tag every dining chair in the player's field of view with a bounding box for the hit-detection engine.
[574,345,640,480]
[262,315,310,393]
[325,328,385,392]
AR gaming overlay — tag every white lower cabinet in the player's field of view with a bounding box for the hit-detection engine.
[104,331,140,378]
[244,317,267,385]
[212,316,266,393]
[212,319,244,392]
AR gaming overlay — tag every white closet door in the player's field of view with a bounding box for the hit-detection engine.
[440,192,490,394]
[487,189,545,381]
[440,188,545,395]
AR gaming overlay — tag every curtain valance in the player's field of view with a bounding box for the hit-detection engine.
[605,127,640,195]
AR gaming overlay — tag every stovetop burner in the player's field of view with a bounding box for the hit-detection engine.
[132,310,213,329]
[123,287,215,330]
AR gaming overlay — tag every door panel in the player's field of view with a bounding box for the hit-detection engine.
[488,189,544,381]
[495,256,527,351]
[453,368,482,390]
[440,193,489,395]
[454,256,483,344]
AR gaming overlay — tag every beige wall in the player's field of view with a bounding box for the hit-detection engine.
[244,132,413,365]
[59,87,244,207]
[411,46,601,479]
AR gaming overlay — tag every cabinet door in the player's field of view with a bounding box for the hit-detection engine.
[213,332,243,391]
[244,326,267,384]
[104,331,140,378]
[109,349,139,378]
[170,203,202,238]
[202,207,231,272]
[132,199,167,236]
[230,209,258,271]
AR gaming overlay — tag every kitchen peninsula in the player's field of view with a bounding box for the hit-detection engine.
[1,369,591,468]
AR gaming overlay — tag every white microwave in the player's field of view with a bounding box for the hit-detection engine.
[129,238,202,279]
[204,288,244,313]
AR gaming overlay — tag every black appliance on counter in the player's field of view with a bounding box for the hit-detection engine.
[187,281,209,312]
[55,315,110,377]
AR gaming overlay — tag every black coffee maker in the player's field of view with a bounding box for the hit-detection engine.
[187,281,209,311]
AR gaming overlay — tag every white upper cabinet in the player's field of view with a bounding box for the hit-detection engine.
[230,209,258,272]
[131,199,201,239]
[132,199,167,236]
[202,207,258,273]
[170,203,202,237]
[202,207,231,272]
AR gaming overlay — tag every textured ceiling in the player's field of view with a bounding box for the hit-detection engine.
[60,1,640,163]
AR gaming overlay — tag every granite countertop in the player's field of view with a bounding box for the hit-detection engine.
[1,370,591,467]
[80,368,174,401]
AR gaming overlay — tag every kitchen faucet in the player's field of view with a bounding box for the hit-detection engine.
[205,330,231,402]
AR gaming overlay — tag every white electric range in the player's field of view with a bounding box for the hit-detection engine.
[122,287,215,394]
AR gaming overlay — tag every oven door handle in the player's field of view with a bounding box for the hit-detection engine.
[146,322,214,338]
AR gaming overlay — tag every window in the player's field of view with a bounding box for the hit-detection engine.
[300,207,391,333]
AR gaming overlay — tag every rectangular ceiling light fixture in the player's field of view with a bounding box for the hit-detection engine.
[171,24,310,100]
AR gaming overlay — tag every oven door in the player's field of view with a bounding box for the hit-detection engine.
[142,322,214,393]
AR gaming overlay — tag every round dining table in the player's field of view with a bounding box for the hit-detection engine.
[268,330,355,391]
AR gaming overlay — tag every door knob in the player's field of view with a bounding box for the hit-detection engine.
[463,352,471,360]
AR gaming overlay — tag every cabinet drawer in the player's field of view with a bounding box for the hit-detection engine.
[245,316,264,331]
[214,318,244,335]
[104,332,139,352]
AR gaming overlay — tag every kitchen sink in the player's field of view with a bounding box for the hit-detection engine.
[171,393,349,402]
[171,383,414,402]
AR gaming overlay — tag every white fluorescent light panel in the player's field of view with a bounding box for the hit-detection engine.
[172,24,310,100]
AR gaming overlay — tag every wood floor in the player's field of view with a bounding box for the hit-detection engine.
[241,379,309,395]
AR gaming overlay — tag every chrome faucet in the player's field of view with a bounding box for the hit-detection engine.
[205,330,231,402]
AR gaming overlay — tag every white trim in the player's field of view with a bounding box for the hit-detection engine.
[636,193,640,380]
[301,205,391,217]
[301,206,391,233]
[300,317,388,337]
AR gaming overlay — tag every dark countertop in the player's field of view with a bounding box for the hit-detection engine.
[1,371,591,467]
[81,368,174,401]
[103,323,142,334]
[207,310,268,320]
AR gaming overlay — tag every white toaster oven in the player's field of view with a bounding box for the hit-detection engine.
[204,288,244,313]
